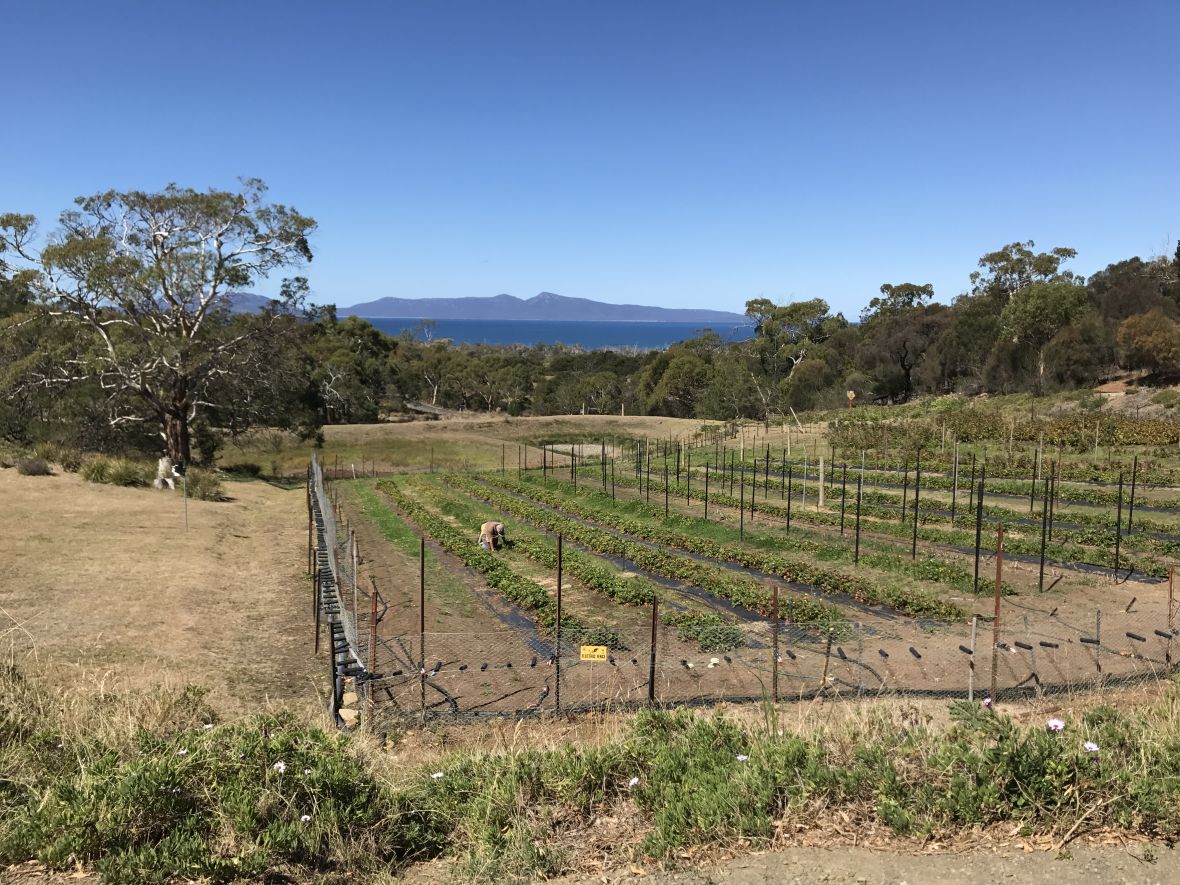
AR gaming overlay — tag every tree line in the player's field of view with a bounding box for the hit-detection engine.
[2,181,1179,465]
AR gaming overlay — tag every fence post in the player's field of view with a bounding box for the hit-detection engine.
[1048,460,1057,541]
[854,471,862,564]
[771,583,780,703]
[839,464,847,535]
[910,449,921,560]
[367,579,378,731]
[820,630,833,693]
[739,475,745,541]
[704,462,710,520]
[1096,608,1103,675]
[1127,455,1138,535]
[664,462,669,519]
[786,464,793,532]
[974,469,986,592]
[1167,563,1175,665]
[1114,471,1124,579]
[417,536,426,722]
[556,534,563,713]
[950,441,959,527]
[990,523,1003,704]
[686,451,691,503]
[1038,474,1047,592]
[647,596,658,705]
[900,458,909,523]
[968,615,977,701]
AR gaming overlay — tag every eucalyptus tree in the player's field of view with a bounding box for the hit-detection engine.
[0,180,316,463]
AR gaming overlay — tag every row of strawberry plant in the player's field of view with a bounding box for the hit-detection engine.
[442,474,850,631]
[410,477,659,607]
[378,480,623,648]
[467,473,965,620]
[583,466,1168,578]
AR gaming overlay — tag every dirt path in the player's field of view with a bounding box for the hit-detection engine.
[1,468,318,716]
[548,842,1178,884]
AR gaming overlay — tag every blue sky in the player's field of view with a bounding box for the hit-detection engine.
[3,1,1178,316]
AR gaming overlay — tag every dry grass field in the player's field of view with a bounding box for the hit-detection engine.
[1,466,320,717]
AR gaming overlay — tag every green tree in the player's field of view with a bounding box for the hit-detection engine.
[0,181,316,463]
[999,280,1090,391]
[971,241,1079,305]
[1118,310,1180,373]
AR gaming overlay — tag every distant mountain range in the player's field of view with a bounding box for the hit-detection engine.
[338,292,752,324]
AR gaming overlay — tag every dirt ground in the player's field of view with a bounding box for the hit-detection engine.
[0,466,320,717]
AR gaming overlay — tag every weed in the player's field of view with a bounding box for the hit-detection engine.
[15,458,51,476]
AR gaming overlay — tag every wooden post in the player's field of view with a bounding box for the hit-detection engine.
[990,523,1004,704]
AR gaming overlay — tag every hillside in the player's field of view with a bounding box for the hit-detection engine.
[339,291,752,323]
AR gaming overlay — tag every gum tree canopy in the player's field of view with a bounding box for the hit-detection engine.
[0,180,315,463]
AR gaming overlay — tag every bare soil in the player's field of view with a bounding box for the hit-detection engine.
[0,467,319,717]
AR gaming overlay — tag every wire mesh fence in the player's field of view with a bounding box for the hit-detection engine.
[307,454,1180,731]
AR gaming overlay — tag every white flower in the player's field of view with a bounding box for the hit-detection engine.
[303,768,312,775]
[273,761,287,773]
[300,814,311,823]
[628,776,640,787]
[203,724,214,730]
[736,754,749,762]
[431,771,444,779]
[1084,741,1099,753]
[177,749,188,756]
[982,697,993,708]
[1047,719,1065,733]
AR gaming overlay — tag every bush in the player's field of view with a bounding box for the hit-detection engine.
[223,462,263,478]
[31,443,82,472]
[184,468,224,501]
[107,458,151,487]
[79,456,113,484]
[15,458,51,476]
[1152,389,1180,409]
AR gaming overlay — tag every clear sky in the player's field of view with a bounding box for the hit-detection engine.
[3,1,1178,316]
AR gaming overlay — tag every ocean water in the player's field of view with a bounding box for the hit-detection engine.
[359,317,755,350]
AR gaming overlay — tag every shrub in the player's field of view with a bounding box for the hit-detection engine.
[15,458,51,476]
[223,461,263,478]
[79,456,113,484]
[1152,389,1180,409]
[107,458,150,487]
[184,468,224,501]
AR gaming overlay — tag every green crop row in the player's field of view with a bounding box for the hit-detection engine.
[378,480,623,649]
[466,473,966,621]
[442,474,849,632]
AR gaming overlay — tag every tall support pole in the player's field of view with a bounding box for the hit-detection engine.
[1168,564,1175,666]
[967,453,977,515]
[1029,443,1038,516]
[911,449,921,560]
[647,596,658,705]
[950,441,959,527]
[704,461,710,520]
[1127,455,1139,535]
[611,457,616,500]
[900,458,909,523]
[786,464,793,532]
[1114,470,1124,579]
[771,583,780,703]
[840,464,848,535]
[664,462,669,519]
[974,469,986,592]
[1038,474,1050,592]
[990,523,1004,704]
[968,615,977,702]
[854,471,863,565]
[555,534,563,712]
[780,451,786,500]
[1048,461,1057,542]
[419,536,426,720]
[1096,608,1103,675]
[367,578,378,730]
[686,451,691,503]
[739,475,745,541]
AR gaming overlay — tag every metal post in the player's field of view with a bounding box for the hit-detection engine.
[950,441,959,527]
[839,464,847,535]
[771,583,780,703]
[647,596,658,704]
[367,578,378,731]
[686,451,691,503]
[854,472,862,565]
[556,534,563,712]
[1048,461,1057,542]
[974,469,986,592]
[704,462,710,520]
[419,536,426,719]
[900,458,909,523]
[611,457,616,500]
[1038,474,1049,592]
[664,462,669,519]
[1096,608,1103,675]
[786,464,793,532]
[1168,565,1175,666]
[990,523,1004,704]
[1128,455,1138,535]
[968,615,977,701]
[911,449,921,560]
[1114,470,1124,578]
[739,475,745,541]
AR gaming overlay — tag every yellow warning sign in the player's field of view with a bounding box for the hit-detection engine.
[580,645,608,662]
